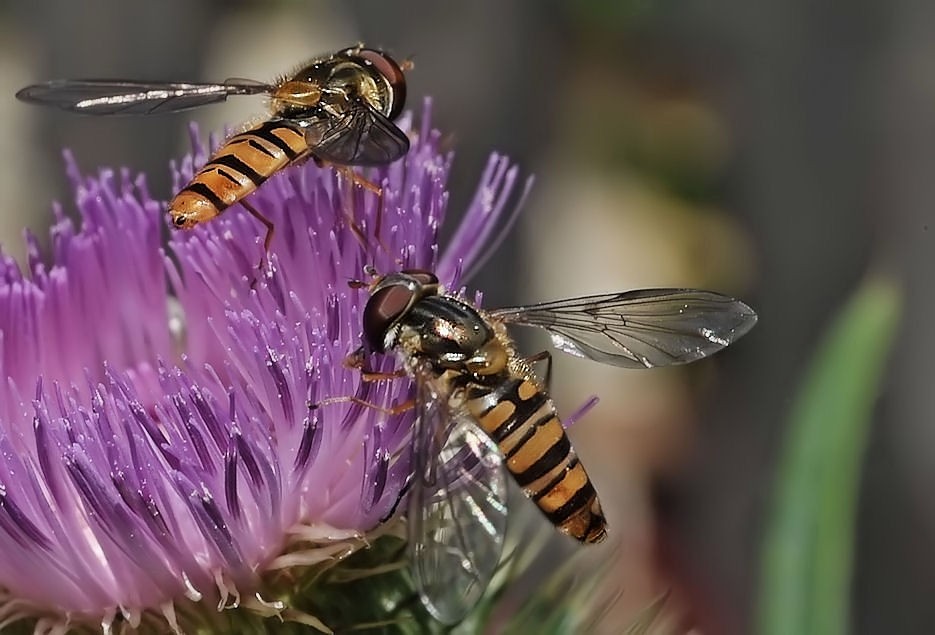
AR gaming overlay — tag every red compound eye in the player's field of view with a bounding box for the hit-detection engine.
[363,284,414,352]
[400,269,439,286]
[348,48,407,121]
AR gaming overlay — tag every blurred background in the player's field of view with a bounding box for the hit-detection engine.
[1,1,928,633]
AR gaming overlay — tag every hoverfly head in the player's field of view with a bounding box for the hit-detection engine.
[361,269,439,353]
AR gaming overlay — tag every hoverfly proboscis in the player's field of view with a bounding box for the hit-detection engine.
[344,269,757,624]
[16,45,411,272]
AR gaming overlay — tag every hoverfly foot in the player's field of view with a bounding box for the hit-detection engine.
[241,199,275,290]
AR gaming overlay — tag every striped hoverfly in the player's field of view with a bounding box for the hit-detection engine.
[16,45,410,262]
[346,269,757,623]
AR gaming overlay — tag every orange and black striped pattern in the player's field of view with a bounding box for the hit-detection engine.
[465,375,607,544]
[356,265,757,621]
[168,119,309,229]
[16,46,412,244]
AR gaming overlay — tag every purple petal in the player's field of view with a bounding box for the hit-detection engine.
[0,100,524,625]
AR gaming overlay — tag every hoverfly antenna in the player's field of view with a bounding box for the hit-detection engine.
[346,264,382,290]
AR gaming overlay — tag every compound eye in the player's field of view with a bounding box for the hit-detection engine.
[363,284,415,352]
[401,269,439,286]
[352,48,407,120]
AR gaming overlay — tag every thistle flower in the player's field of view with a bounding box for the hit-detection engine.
[0,101,527,633]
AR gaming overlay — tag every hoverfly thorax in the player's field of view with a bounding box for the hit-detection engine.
[401,296,496,371]
[269,81,323,117]
[462,338,510,377]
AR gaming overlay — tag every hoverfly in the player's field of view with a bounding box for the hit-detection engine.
[349,270,757,623]
[16,45,410,260]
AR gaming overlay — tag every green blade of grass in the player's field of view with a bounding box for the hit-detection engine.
[756,275,902,635]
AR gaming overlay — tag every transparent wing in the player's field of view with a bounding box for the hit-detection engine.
[490,288,758,369]
[15,79,273,115]
[408,371,508,625]
[301,99,410,166]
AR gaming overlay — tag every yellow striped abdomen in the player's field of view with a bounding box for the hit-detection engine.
[168,119,309,229]
[465,375,607,543]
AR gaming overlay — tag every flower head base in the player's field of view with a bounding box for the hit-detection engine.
[0,101,527,633]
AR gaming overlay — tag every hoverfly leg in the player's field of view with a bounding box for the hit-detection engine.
[310,395,415,417]
[343,347,406,382]
[521,353,596,431]
[359,181,405,269]
[311,155,381,195]
[241,199,275,288]
[370,184,407,270]
[344,179,371,249]
[360,368,407,382]
[323,161,382,255]
[522,350,553,392]
[327,165,402,271]
[335,164,382,195]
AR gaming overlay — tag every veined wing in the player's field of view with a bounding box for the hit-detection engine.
[15,79,273,115]
[408,370,508,625]
[301,98,410,166]
[490,288,757,369]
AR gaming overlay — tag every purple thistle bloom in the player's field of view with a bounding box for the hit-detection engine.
[0,101,527,632]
